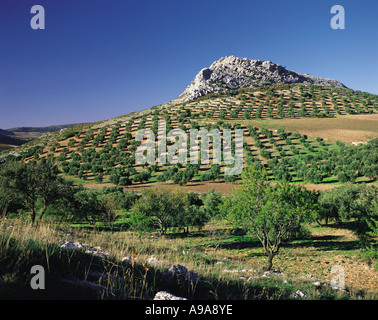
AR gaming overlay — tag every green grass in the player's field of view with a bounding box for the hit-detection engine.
[1,218,376,300]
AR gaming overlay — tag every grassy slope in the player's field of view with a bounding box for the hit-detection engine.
[0,218,376,300]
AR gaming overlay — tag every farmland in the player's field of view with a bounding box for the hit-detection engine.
[8,83,377,192]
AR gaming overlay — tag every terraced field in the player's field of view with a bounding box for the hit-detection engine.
[14,83,378,192]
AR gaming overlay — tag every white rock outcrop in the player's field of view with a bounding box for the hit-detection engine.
[180,55,347,102]
[60,241,111,258]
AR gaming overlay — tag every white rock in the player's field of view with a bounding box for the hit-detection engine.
[147,256,162,265]
[60,241,76,249]
[291,290,307,299]
[301,274,319,280]
[263,270,285,277]
[74,242,83,249]
[181,56,347,102]
[153,291,187,300]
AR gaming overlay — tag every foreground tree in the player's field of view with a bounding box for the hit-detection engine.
[0,160,72,224]
[222,164,318,270]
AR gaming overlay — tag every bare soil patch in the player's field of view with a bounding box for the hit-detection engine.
[83,180,344,194]
[243,115,378,143]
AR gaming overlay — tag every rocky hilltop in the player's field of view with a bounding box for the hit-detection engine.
[179,56,347,102]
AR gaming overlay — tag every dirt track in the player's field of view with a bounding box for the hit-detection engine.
[84,180,344,194]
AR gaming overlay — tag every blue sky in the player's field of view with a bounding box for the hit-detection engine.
[1,0,377,128]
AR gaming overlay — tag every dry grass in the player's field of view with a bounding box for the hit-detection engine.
[1,217,376,299]
[243,114,378,143]
[83,179,348,194]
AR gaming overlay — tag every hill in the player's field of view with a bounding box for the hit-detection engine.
[7,123,87,134]
[0,129,14,136]
[0,123,87,153]
[0,134,27,152]
[1,56,377,192]
[5,82,376,192]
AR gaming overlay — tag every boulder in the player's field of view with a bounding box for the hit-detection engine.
[291,290,307,299]
[60,241,77,249]
[166,264,199,282]
[153,291,187,300]
[121,256,140,264]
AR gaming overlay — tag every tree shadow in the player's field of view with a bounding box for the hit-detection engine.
[167,230,206,239]
[286,233,361,251]
[220,239,262,251]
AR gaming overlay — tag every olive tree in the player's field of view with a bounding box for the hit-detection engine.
[222,164,318,270]
[131,188,189,235]
[0,159,73,224]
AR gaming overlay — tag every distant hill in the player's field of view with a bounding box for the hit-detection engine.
[0,134,25,145]
[0,123,87,153]
[7,123,87,133]
[0,129,14,136]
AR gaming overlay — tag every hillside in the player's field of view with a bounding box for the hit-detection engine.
[0,134,27,152]
[0,123,88,153]
[1,56,377,192]
[6,81,376,192]
[7,123,87,134]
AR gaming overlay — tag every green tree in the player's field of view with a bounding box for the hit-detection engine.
[202,188,223,218]
[131,188,189,235]
[98,193,121,232]
[73,188,102,228]
[222,164,318,270]
[0,160,71,224]
[318,184,378,239]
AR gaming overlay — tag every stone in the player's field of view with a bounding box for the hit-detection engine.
[263,270,285,277]
[291,290,307,299]
[166,264,199,282]
[74,242,83,249]
[60,240,110,259]
[147,256,167,266]
[88,271,124,283]
[153,291,187,300]
[121,256,140,264]
[60,241,76,249]
[167,264,188,277]
[301,274,319,280]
